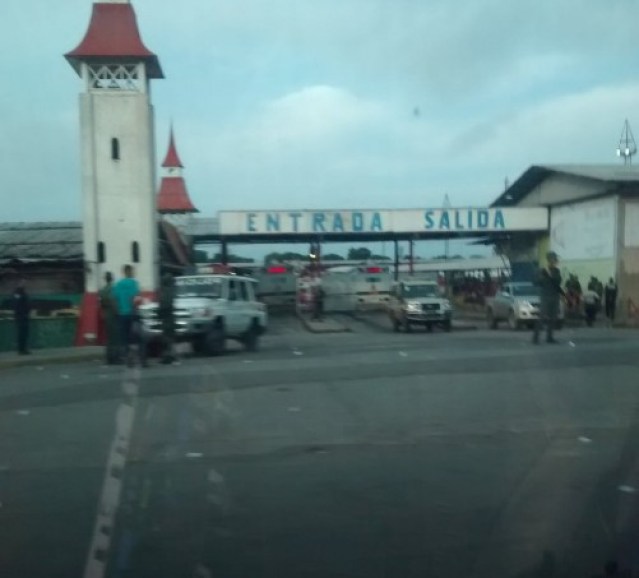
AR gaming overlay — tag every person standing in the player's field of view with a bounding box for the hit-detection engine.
[583,287,600,327]
[312,283,325,321]
[12,278,31,355]
[98,272,120,364]
[533,252,565,345]
[604,277,618,323]
[113,264,145,367]
[158,272,176,364]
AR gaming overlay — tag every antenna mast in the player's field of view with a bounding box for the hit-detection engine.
[617,119,637,165]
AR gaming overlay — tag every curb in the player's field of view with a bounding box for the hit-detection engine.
[0,351,103,370]
[297,314,352,334]
[351,312,479,333]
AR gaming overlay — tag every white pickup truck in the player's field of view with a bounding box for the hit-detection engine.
[486,281,564,330]
[139,274,268,355]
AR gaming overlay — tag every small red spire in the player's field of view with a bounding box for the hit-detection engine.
[65,2,163,78]
[162,127,184,168]
[157,128,198,214]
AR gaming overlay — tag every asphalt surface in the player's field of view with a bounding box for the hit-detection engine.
[1,315,639,578]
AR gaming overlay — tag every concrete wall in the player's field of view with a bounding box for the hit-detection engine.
[549,196,618,290]
[518,174,608,207]
[617,198,639,324]
[79,62,158,293]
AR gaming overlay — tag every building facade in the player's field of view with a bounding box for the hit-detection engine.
[493,165,639,324]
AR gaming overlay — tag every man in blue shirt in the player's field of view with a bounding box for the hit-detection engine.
[113,264,145,367]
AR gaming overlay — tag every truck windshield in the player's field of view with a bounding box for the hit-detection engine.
[402,284,439,298]
[176,278,222,298]
[512,284,538,297]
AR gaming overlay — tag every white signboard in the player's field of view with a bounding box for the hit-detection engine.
[550,197,616,260]
[218,208,548,236]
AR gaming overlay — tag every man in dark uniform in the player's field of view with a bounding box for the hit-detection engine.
[158,272,176,364]
[604,277,618,323]
[533,252,565,345]
[99,272,120,364]
[13,278,31,355]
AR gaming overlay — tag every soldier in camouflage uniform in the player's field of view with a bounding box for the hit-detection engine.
[533,252,565,345]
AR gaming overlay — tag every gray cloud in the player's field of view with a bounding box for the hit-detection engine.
[2,0,639,223]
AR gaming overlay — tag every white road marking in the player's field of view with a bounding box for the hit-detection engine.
[288,406,301,412]
[568,341,576,347]
[60,374,70,379]
[207,468,224,484]
[577,436,592,444]
[36,366,44,371]
[15,409,30,416]
[83,375,139,578]
[144,402,155,423]
[186,452,204,459]
[618,485,636,494]
[399,351,408,357]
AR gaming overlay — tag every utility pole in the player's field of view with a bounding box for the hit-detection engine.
[443,193,451,260]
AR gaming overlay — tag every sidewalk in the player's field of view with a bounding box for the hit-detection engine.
[0,346,103,370]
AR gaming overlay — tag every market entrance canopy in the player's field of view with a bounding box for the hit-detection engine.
[216,207,548,242]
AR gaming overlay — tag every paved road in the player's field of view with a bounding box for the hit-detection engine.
[1,316,639,578]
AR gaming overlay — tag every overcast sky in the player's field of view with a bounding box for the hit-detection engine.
[2,0,639,227]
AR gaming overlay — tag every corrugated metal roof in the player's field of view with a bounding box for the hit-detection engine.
[543,164,639,182]
[493,164,639,207]
[0,222,83,262]
[186,217,219,238]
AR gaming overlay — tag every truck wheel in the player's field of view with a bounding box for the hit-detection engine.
[205,323,225,356]
[443,320,452,332]
[244,321,260,352]
[508,310,521,331]
[487,308,498,330]
[392,317,400,333]
[403,318,412,333]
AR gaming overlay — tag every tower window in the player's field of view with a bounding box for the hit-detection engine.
[111,138,120,160]
[131,241,140,263]
[97,241,106,264]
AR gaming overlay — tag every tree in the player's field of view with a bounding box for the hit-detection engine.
[192,249,209,263]
[211,253,254,263]
[264,251,306,264]
[370,254,391,261]
[323,253,344,261]
[347,247,372,260]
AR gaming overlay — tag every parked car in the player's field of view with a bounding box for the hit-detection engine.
[486,281,564,330]
[138,274,268,355]
[387,279,452,332]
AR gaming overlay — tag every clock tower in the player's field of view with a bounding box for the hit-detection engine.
[65,0,163,345]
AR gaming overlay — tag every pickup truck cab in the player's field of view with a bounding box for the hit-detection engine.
[139,274,268,355]
[486,281,564,330]
[387,279,452,332]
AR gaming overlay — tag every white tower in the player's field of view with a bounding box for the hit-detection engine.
[65,0,163,344]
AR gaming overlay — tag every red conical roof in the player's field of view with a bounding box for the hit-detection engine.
[162,128,184,168]
[65,2,163,78]
[157,178,198,214]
